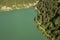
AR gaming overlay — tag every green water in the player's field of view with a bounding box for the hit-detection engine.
[0,7,45,40]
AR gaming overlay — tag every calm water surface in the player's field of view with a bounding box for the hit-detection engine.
[0,7,45,40]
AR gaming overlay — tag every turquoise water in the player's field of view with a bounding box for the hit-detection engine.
[0,7,45,40]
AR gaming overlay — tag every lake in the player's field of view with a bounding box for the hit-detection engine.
[0,7,45,40]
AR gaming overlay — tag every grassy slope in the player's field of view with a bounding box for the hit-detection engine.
[0,0,38,6]
[0,0,38,11]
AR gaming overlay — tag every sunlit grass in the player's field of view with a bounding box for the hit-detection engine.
[0,0,38,11]
[0,0,38,6]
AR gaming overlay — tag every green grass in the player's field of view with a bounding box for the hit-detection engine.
[0,0,38,6]
[0,0,38,11]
